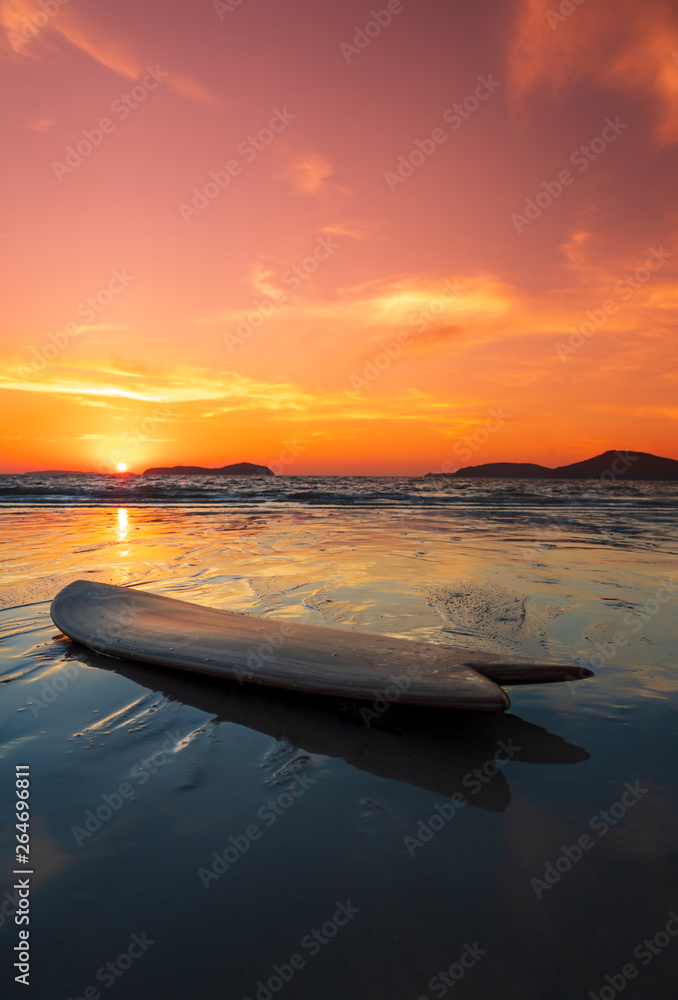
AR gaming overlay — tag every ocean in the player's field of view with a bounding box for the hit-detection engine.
[3,471,678,509]
[1,476,677,998]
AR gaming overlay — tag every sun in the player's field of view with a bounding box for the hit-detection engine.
[116,462,127,472]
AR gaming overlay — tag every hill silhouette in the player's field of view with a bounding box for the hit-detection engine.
[426,451,678,480]
[142,462,274,476]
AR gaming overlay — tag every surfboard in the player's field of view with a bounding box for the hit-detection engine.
[50,580,593,712]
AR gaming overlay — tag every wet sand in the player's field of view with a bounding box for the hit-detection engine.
[1,503,677,998]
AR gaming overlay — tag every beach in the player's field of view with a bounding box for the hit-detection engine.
[1,476,678,998]
[4,0,678,991]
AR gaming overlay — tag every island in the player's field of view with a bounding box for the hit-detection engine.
[142,462,275,476]
[425,450,678,480]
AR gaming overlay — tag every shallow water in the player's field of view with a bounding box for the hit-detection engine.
[1,483,677,998]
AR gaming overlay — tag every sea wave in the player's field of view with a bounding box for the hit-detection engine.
[0,473,677,516]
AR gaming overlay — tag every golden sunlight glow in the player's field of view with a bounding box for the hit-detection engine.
[1,0,677,475]
[117,508,128,542]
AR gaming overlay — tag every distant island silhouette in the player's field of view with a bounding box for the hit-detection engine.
[426,450,678,480]
[142,462,275,476]
[15,451,678,480]
[19,462,275,476]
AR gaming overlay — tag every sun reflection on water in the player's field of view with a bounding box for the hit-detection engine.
[117,507,128,544]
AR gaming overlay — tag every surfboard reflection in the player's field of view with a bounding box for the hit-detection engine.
[63,641,590,812]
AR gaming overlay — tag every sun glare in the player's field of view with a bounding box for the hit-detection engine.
[117,507,128,542]
[116,462,127,472]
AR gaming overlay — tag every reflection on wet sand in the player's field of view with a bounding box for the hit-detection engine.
[61,638,590,811]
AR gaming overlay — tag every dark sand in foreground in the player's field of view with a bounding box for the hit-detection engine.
[1,503,677,998]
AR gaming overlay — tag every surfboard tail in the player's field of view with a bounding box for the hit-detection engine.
[464,660,595,686]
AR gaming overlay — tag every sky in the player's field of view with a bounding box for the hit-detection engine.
[1,0,677,474]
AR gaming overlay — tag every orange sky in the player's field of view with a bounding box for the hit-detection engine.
[1,0,677,474]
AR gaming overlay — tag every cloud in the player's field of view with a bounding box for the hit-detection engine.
[3,235,676,430]
[73,398,117,409]
[23,115,55,131]
[336,274,518,342]
[0,367,314,407]
[1,0,217,105]
[198,271,517,338]
[0,361,509,431]
[508,0,678,146]
[288,153,333,193]
[167,73,219,107]
[50,15,140,78]
[247,264,288,301]
[286,153,351,196]
[321,222,373,241]
[328,237,678,364]
[79,433,177,441]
